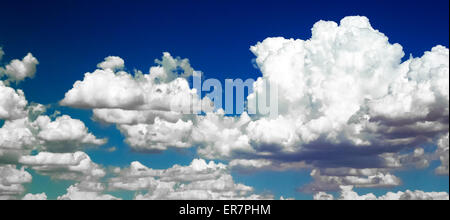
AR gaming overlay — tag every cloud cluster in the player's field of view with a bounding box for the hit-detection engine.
[314,186,449,200]
[19,151,106,181]
[60,53,214,152]
[56,16,449,197]
[1,15,448,199]
[109,159,273,200]
[0,114,107,165]
[300,168,401,193]
[0,165,32,199]
[0,50,109,199]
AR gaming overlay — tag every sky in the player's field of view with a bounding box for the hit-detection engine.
[0,0,449,200]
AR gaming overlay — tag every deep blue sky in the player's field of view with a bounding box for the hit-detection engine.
[1,0,448,199]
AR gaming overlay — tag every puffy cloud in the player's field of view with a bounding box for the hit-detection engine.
[192,111,254,159]
[60,53,208,113]
[435,133,449,175]
[0,53,38,83]
[97,56,124,71]
[19,151,106,181]
[92,108,182,125]
[315,186,449,200]
[0,118,37,164]
[109,159,272,200]
[22,192,47,200]
[1,114,105,163]
[153,52,195,82]
[0,81,28,120]
[60,68,144,109]
[118,118,193,152]
[0,165,32,199]
[58,183,120,200]
[34,115,107,152]
[300,168,401,193]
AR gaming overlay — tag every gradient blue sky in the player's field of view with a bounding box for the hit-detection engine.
[1,0,449,199]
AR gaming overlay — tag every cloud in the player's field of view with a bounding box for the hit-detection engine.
[2,16,448,199]
[109,159,273,200]
[0,165,32,199]
[221,16,448,161]
[435,133,449,175]
[60,53,208,112]
[0,118,37,164]
[300,168,401,193]
[186,16,448,193]
[1,114,106,164]
[118,118,193,152]
[314,186,449,200]
[19,151,106,181]
[60,68,144,109]
[229,159,309,173]
[0,81,28,120]
[22,192,47,200]
[0,53,38,83]
[192,111,254,159]
[58,183,120,200]
[92,108,182,125]
[97,56,125,71]
[381,147,431,170]
[34,115,107,152]
[60,53,213,153]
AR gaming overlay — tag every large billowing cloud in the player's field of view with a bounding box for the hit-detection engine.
[56,16,449,197]
[108,159,273,200]
[191,16,448,193]
[200,16,448,163]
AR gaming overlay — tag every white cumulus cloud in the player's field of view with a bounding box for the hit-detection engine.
[315,186,449,200]
[0,53,38,83]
